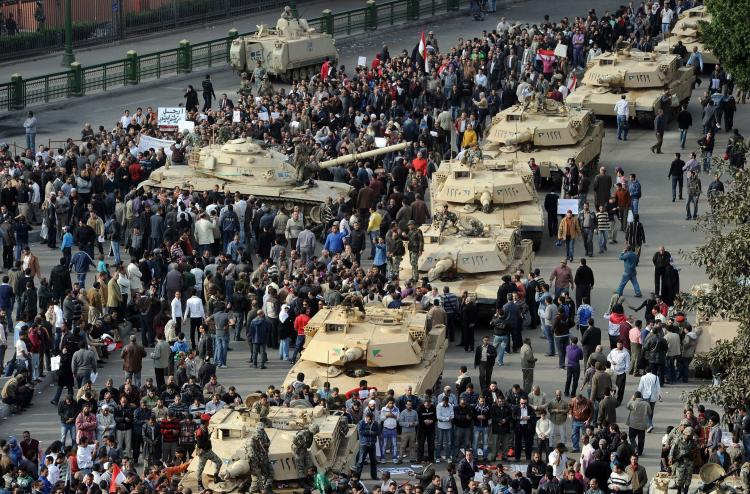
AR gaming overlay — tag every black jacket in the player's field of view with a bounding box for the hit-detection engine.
[677,109,693,130]
[668,159,685,178]
[474,344,498,367]
[574,265,595,287]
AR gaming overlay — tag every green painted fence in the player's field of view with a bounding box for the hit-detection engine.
[0,0,466,111]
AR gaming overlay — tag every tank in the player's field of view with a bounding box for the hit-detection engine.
[430,155,545,250]
[481,100,604,188]
[282,305,447,395]
[140,139,408,227]
[655,6,718,65]
[399,221,534,310]
[181,404,359,492]
[565,48,694,126]
[229,15,338,81]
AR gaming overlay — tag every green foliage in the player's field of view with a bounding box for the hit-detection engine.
[0,22,96,55]
[681,158,750,412]
[701,0,750,89]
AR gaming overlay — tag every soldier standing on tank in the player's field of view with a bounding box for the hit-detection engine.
[292,424,319,479]
[259,76,274,98]
[239,73,253,98]
[250,421,274,493]
[669,426,696,494]
[406,220,424,283]
[281,5,294,20]
[195,413,223,490]
[201,75,216,112]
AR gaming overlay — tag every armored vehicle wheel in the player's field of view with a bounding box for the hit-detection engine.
[636,111,654,127]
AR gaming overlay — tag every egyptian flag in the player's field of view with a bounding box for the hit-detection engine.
[109,464,126,493]
[418,32,429,72]
[568,73,578,92]
[538,48,555,57]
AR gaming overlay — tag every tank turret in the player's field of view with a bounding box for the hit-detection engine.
[400,223,534,313]
[566,49,694,125]
[139,138,353,228]
[181,404,359,492]
[282,306,447,395]
[229,14,338,81]
[655,6,718,65]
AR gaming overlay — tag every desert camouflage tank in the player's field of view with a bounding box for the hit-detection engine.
[229,14,338,81]
[481,100,604,188]
[282,305,447,395]
[181,403,358,492]
[400,220,534,311]
[565,48,694,126]
[656,6,718,65]
[141,139,408,228]
[430,153,545,250]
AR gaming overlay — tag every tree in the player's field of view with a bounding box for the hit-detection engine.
[680,157,750,413]
[701,0,750,90]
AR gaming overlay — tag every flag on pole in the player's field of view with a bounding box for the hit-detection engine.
[109,464,126,493]
[419,31,429,72]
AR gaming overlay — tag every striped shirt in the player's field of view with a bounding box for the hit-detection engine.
[596,211,610,231]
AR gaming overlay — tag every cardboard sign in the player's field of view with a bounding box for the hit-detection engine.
[271,112,280,119]
[557,198,579,215]
[258,112,270,121]
[554,43,568,58]
[233,110,241,123]
[357,56,367,67]
[177,120,195,133]
[374,137,387,148]
[157,107,186,129]
[138,135,175,158]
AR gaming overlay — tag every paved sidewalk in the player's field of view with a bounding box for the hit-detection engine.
[0,0,371,80]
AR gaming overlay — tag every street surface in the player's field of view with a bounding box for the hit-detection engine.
[0,0,731,480]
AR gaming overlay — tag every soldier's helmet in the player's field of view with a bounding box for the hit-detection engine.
[256,421,266,431]
[308,424,320,434]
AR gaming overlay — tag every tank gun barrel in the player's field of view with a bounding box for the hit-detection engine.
[428,258,454,282]
[504,131,533,146]
[319,142,411,169]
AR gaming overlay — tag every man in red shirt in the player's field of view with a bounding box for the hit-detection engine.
[291,308,311,364]
[412,151,428,176]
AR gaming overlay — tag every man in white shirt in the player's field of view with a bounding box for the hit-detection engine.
[170,291,183,330]
[607,340,631,406]
[183,293,205,349]
[661,7,674,33]
[119,110,131,129]
[548,442,568,479]
[76,437,97,472]
[614,95,630,141]
[636,366,661,432]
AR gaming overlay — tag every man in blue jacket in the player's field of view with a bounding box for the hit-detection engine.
[356,412,380,480]
[248,309,271,369]
[617,246,642,298]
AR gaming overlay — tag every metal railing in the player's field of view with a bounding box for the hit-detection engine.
[0,0,309,62]
[2,0,466,111]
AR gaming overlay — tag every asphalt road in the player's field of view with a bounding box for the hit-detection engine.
[0,0,735,480]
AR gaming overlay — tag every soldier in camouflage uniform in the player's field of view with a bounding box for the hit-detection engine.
[259,76,274,98]
[293,138,318,183]
[669,426,696,494]
[406,220,424,282]
[292,424,319,478]
[433,204,458,232]
[249,422,274,493]
[251,394,270,419]
[239,73,253,98]
[253,61,267,92]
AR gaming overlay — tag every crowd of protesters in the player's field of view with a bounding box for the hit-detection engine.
[1,1,748,494]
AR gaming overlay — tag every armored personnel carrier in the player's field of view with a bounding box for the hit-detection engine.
[481,100,604,188]
[565,48,694,126]
[656,6,718,65]
[400,221,534,311]
[430,154,545,250]
[229,15,338,81]
[140,139,408,228]
[181,404,358,492]
[282,306,447,395]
